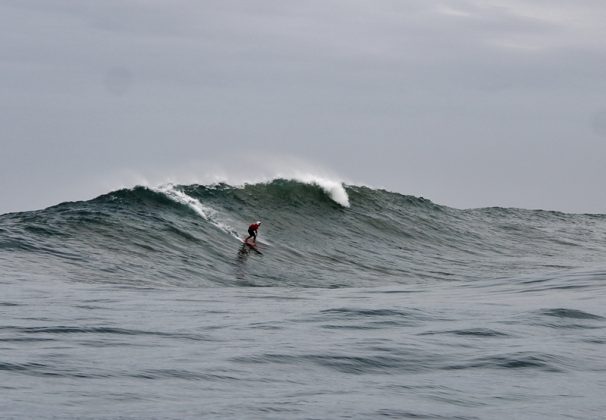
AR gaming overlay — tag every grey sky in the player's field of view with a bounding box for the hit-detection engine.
[1,0,605,214]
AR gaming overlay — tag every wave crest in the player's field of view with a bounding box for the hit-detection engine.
[281,174,350,207]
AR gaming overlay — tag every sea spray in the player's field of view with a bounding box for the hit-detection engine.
[154,184,241,241]
[275,173,350,207]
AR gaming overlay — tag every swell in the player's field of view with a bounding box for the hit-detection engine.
[1,178,606,288]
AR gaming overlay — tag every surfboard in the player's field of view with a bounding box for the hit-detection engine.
[240,238,263,254]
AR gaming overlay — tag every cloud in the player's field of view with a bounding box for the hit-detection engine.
[1,0,605,213]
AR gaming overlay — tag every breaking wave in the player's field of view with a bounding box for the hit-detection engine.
[1,177,605,288]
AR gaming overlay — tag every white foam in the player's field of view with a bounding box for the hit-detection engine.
[156,184,213,219]
[154,184,241,241]
[101,156,352,208]
[283,173,350,207]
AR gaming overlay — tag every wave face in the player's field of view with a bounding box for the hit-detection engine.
[1,179,605,288]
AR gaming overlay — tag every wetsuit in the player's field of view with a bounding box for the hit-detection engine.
[247,223,260,242]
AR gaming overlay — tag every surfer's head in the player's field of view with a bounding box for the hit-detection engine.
[256,221,261,225]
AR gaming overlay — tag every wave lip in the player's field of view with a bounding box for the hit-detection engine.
[224,173,350,207]
[154,184,241,240]
[282,174,350,207]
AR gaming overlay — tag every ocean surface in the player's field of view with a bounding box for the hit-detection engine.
[1,178,605,419]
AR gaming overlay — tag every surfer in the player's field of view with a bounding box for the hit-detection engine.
[245,221,261,244]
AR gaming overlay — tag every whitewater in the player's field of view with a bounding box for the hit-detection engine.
[1,177,605,419]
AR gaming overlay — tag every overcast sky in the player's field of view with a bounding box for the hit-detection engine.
[1,0,605,214]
